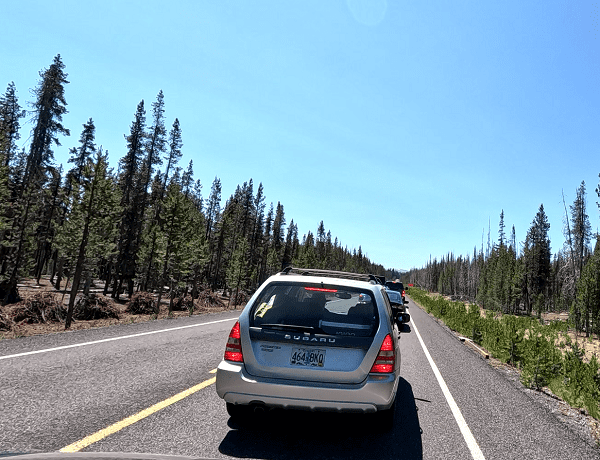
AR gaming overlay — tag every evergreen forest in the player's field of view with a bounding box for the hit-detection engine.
[406,193,600,338]
[0,55,395,326]
[2,55,600,342]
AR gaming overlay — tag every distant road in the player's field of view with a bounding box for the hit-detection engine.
[1,299,598,459]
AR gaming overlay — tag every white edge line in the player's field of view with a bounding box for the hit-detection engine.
[0,316,238,361]
[411,317,486,460]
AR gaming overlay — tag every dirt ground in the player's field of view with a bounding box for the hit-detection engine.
[0,276,244,340]
[543,311,600,363]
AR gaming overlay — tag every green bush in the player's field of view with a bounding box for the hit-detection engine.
[409,288,600,419]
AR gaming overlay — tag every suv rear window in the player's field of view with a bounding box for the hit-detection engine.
[250,282,379,337]
[385,281,404,292]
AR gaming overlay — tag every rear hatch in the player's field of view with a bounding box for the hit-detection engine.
[243,281,380,384]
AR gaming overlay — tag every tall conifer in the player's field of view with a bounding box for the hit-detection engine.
[113,101,146,298]
[0,82,25,169]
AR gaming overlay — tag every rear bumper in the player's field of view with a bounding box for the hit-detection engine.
[215,360,399,413]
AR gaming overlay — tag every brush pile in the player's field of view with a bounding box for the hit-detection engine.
[73,293,120,320]
[0,309,12,331]
[171,294,194,312]
[195,289,227,312]
[231,290,248,307]
[126,292,156,315]
[9,292,66,324]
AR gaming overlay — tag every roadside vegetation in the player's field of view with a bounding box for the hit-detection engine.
[0,56,397,332]
[409,287,600,421]
[404,181,600,422]
[406,191,600,341]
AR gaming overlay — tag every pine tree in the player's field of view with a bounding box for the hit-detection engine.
[258,203,274,281]
[67,118,96,186]
[62,149,119,328]
[187,187,208,298]
[271,202,285,269]
[136,91,166,234]
[205,177,221,241]
[297,231,317,268]
[140,117,182,291]
[282,219,297,268]
[162,118,182,190]
[0,148,9,235]
[570,181,591,280]
[24,54,70,192]
[0,82,25,169]
[113,100,146,299]
[226,237,250,308]
[250,182,265,285]
[155,171,194,313]
[524,204,552,317]
[576,236,600,337]
[520,322,561,391]
[239,179,254,239]
[498,209,506,248]
[2,56,70,302]
[510,225,517,255]
[31,165,63,283]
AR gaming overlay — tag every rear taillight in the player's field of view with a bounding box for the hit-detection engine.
[224,321,243,363]
[402,290,406,298]
[370,334,395,373]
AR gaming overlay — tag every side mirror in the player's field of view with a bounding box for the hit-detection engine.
[400,312,410,323]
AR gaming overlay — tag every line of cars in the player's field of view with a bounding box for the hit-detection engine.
[215,268,410,430]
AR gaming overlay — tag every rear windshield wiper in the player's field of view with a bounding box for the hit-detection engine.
[259,323,316,333]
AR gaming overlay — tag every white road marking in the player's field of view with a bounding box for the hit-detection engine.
[411,317,486,460]
[0,317,238,361]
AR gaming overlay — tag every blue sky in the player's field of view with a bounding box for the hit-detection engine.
[2,1,599,271]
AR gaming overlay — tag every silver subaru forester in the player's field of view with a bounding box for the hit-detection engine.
[215,268,409,430]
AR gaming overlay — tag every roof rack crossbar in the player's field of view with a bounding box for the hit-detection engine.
[280,267,385,285]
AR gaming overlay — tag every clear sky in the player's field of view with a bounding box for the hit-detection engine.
[2,1,599,271]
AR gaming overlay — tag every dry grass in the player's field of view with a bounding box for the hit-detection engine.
[0,277,243,340]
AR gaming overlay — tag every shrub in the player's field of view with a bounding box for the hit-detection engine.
[520,330,561,391]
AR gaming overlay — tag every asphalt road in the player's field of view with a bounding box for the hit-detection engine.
[1,296,598,459]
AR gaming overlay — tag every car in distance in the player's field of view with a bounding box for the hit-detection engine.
[216,267,410,430]
[386,280,407,304]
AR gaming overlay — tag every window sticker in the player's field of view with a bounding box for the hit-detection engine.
[255,294,276,318]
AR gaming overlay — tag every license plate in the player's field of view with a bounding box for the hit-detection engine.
[290,348,326,367]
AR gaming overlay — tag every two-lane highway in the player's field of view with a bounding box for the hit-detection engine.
[1,298,598,459]
[0,311,239,455]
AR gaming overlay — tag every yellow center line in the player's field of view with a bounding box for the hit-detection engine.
[60,370,218,452]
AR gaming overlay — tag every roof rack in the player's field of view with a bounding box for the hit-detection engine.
[281,267,385,285]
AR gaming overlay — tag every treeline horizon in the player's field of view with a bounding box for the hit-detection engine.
[404,184,600,337]
[0,55,400,327]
